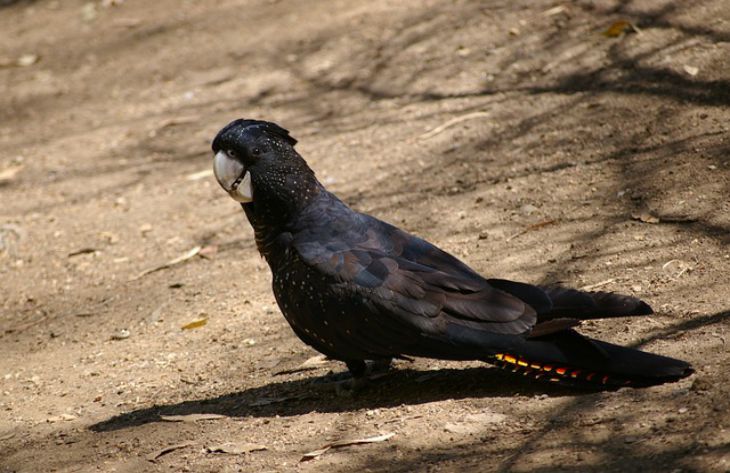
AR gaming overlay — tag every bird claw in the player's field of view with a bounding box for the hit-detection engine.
[309,374,365,396]
[314,359,393,396]
[333,377,369,396]
[366,358,393,375]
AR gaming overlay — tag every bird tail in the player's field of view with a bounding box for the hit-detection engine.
[536,284,653,320]
[491,330,693,388]
[448,280,691,387]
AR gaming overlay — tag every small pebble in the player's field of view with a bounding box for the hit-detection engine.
[520,204,538,215]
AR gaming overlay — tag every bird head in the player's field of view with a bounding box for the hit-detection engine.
[212,118,318,202]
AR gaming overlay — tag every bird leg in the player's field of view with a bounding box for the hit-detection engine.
[348,358,393,377]
[329,358,392,396]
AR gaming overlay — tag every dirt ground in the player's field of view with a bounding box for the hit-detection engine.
[1,0,729,471]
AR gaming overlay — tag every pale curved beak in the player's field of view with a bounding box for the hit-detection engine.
[213,150,252,203]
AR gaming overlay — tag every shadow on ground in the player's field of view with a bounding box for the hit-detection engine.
[90,308,727,435]
[90,366,580,432]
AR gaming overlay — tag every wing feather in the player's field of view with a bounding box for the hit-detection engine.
[292,212,537,336]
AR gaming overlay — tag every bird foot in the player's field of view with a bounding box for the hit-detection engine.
[333,376,370,396]
[369,358,394,374]
[314,359,393,396]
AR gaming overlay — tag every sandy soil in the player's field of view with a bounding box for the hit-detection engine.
[1,0,729,471]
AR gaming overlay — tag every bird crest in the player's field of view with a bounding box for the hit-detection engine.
[234,119,298,147]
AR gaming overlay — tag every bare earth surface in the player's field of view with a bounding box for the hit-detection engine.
[1,1,729,472]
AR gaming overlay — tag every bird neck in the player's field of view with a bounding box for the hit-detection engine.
[242,174,323,259]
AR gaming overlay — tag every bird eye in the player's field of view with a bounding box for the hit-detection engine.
[252,147,261,156]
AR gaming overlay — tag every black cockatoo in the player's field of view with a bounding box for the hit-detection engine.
[212,118,692,389]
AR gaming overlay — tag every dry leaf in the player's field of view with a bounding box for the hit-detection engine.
[132,246,201,280]
[631,209,660,224]
[0,165,23,185]
[603,20,638,37]
[17,54,39,67]
[198,245,218,259]
[683,65,699,76]
[46,413,77,423]
[662,259,692,278]
[181,318,208,330]
[543,5,567,16]
[160,413,226,422]
[146,441,196,462]
[300,354,328,368]
[301,432,395,461]
[206,442,267,454]
[276,354,330,375]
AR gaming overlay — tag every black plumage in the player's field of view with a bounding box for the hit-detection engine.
[211,118,693,388]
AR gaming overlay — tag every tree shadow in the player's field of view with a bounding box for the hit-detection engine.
[271,0,730,110]
[3,1,728,471]
[629,310,730,349]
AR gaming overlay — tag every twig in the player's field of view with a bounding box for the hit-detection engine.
[131,246,201,281]
[420,111,490,140]
[580,278,616,291]
[157,115,198,129]
[506,219,556,241]
[301,432,395,461]
[146,441,196,462]
[68,247,98,257]
[185,169,214,181]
